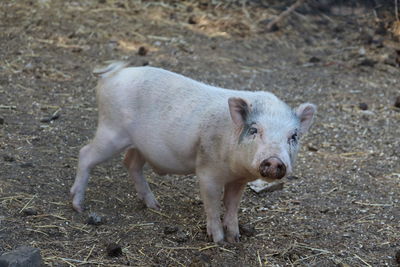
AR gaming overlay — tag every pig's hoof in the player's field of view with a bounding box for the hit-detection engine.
[70,191,84,212]
[226,233,240,243]
[144,197,161,210]
[72,200,84,213]
[207,232,224,243]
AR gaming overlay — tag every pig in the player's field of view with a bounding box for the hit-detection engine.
[70,61,316,243]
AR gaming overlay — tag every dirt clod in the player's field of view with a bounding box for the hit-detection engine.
[138,46,148,56]
[164,225,179,235]
[87,213,104,226]
[395,250,400,264]
[309,56,321,63]
[22,208,38,216]
[106,243,122,257]
[3,155,15,162]
[0,117,4,125]
[239,224,256,237]
[394,96,400,108]
[358,102,368,110]
[359,58,377,67]
[188,15,197,24]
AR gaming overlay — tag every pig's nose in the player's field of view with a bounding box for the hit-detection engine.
[259,157,286,179]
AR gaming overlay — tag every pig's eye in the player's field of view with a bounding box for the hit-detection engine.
[289,133,298,144]
[248,127,258,135]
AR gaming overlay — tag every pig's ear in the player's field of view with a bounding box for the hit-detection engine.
[228,97,250,126]
[296,103,316,135]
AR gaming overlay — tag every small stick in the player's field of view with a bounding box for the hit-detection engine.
[19,195,36,213]
[395,0,399,21]
[148,208,171,218]
[257,250,262,267]
[354,254,372,267]
[295,243,332,254]
[0,105,17,110]
[198,244,218,251]
[354,201,393,207]
[266,0,306,31]
[84,244,96,262]
[219,247,235,253]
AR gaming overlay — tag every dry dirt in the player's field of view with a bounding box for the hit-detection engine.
[1,0,400,266]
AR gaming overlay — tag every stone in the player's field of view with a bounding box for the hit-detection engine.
[0,246,42,267]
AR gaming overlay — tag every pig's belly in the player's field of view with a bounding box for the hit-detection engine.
[133,141,197,175]
[144,153,196,175]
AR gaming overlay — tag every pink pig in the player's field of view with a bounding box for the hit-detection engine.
[70,62,316,242]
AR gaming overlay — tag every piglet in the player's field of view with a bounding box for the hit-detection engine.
[70,61,316,243]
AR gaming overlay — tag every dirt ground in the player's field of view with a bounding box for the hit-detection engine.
[1,0,400,266]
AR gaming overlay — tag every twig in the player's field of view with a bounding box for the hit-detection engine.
[84,244,96,262]
[18,195,36,213]
[198,244,218,251]
[148,208,171,218]
[266,0,306,31]
[354,254,372,267]
[0,105,17,110]
[395,0,399,21]
[354,201,393,207]
[295,243,332,254]
[257,250,262,266]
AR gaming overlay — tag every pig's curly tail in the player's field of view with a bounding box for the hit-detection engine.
[93,61,129,78]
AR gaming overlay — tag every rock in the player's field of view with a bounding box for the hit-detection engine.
[395,249,400,264]
[359,58,376,67]
[239,224,256,237]
[20,162,34,168]
[3,155,15,162]
[174,230,189,243]
[87,213,104,226]
[394,96,400,108]
[188,15,197,24]
[138,46,148,56]
[358,102,368,110]
[106,243,122,257]
[309,56,321,63]
[0,117,4,125]
[0,246,43,267]
[164,226,179,235]
[23,208,38,216]
[248,180,284,193]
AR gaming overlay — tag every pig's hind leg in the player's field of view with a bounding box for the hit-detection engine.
[70,125,131,212]
[123,148,160,210]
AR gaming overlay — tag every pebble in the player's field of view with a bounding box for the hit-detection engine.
[394,96,400,108]
[358,102,368,110]
[0,246,42,267]
[309,56,321,63]
[87,213,104,226]
[3,155,15,162]
[164,225,179,235]
[23,208,38,216]
[0,117,3,124]
[138,46,148,56]
[188,15,197,24]
[239,224,256,237]
[395,249,400,264]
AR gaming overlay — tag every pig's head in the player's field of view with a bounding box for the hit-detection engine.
[228,96,316,182]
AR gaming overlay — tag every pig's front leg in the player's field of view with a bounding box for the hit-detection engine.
[222,181,246,242]
[198,171,224,243]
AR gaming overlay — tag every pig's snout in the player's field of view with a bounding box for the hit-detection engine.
[259,157,286,179]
